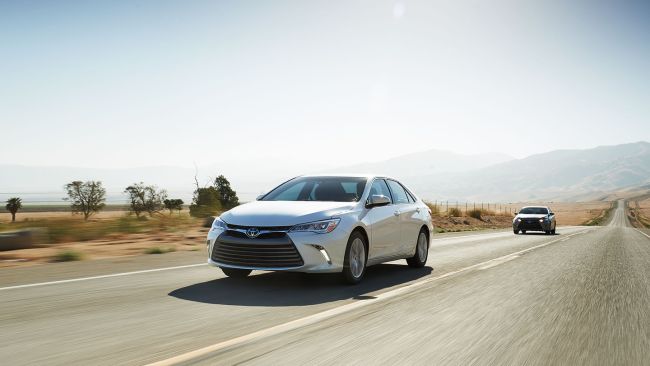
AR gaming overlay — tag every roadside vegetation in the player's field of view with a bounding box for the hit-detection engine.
[0,173,239,267]
[583,203,615,226]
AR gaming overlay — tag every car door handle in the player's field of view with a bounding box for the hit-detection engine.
[394,210,401,216]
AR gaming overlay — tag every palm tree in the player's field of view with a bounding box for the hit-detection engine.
[6,197,22,222]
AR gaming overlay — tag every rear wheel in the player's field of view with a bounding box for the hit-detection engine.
[342,231,367,285]
[407,230,428,268]
[221,267,252,278]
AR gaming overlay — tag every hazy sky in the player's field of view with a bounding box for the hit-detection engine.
[1,0,649,175]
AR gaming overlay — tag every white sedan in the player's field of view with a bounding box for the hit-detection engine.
[207,174,433,284]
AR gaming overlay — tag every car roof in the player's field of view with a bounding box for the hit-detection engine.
[298,173,396,180]
[520,206,550,209]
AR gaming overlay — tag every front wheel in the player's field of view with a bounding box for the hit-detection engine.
[513,229,520,234]
[221,267,252,278]
[342,231,367,285]
[407,231,428,268]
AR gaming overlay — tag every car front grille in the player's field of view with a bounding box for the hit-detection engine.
[211,229,304,268]
[519,219,543,230]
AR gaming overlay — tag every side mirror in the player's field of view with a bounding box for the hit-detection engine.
[549,212,554,216]
[514,212,518,215]
[366,194,391,208]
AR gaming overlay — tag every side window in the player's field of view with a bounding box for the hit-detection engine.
[368,179,392,204]
[387,180,409,204]
[405,188,416,203]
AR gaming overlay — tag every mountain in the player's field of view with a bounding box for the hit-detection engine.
[408,141,650,202]
[327,149,514,177]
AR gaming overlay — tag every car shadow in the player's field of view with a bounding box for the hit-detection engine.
[520,232,560,236]
[169,264,432,307]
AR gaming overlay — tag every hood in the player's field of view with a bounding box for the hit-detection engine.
[516,214,549,220]
[220,201,358,227]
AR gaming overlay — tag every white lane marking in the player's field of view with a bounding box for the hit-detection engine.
[478,255,519,270]
[0,263,205,291]
[430,231,510,241]
[635,229,650,240]
[145,229,591,366]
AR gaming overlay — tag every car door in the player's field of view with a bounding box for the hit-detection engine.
[365,179,401,261]
[386,179,421,256]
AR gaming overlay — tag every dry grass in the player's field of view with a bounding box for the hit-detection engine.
[0,211,208,268]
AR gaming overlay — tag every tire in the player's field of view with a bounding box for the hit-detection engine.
[221,267,252,278]
[407,230,428,268]
[521,230,527,234]
[513,229,520,234]
[551,226,556,235]
[342,231,367,285]
[545,230,551,235]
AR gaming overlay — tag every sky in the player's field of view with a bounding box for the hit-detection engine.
[1,0,649,179]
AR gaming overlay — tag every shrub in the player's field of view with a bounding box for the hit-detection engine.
[145,246,175,254]
[52,250,83,262]
[467,209,482,220]
[448,207,462,217]
[145,247,164,254]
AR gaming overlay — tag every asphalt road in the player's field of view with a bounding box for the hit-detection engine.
[1,201,649,365]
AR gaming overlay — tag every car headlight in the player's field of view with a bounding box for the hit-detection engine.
[539,218,545,223]
[290,219,340,234]
[515,218,521,222]
[210,217,227,232]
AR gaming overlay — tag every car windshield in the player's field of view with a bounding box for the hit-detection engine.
[262,177,367,202]
[519,207,549,215]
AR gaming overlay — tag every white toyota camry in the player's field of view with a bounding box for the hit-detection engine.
[206,174,433,284]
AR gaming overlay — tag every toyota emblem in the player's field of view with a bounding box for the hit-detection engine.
[246,227,260,238]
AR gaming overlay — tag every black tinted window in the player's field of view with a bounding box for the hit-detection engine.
[263,177,367,202]
[387,180,409,204]
[519,207,549,215]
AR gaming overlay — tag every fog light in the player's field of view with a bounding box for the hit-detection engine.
[311,244,332,265]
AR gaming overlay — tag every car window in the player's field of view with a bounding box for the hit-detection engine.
[368,179,392,204]
[387,180,409,204]
[404,187,416,203]
[263,176,367,202]
[519,207,549,215]
[270,181,306,201]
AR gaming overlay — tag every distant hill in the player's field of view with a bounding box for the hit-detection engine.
[407,141,650,202]
[2,142,648,205]
[327,149,514,177]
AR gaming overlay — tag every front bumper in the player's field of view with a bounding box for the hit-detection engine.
[206,228,349,273]
[513,219,552,232]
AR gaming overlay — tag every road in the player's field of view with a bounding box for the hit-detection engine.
[1,201,649,365]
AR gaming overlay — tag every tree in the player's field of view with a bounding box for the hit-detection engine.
[189,187,222,218]
[64,181,106,220]
[5,197,22,222]
[164,199,184,215]
[124,183,168,217]
[214,175,239,209]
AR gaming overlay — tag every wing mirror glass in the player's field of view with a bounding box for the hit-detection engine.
[367,194,391,208]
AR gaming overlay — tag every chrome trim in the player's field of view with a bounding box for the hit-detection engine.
[208,258,303,271]
[226,228,290,235]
